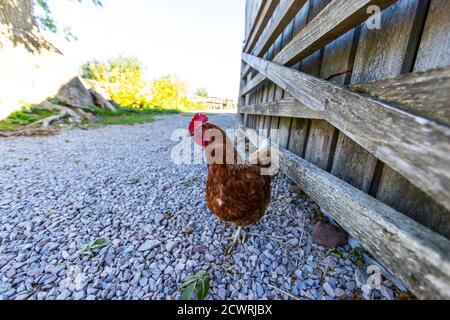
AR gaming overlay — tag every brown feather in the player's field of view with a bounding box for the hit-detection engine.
[203,123,272,227]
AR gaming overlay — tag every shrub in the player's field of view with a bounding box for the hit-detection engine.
[195,87,208,97]
[81,57,208,111]
[81,57,150,109]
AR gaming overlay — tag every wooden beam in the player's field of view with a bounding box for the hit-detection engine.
[350,66,450,127]
[245,0,268,46]
[241,0,398,96]
[242,67,450,127]
[241,128,450,300]
[242,53,450,212]
[244,0,280,54]
[240,97,322,119]
[242,0,308,77]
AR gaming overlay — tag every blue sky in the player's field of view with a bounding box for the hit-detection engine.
[45,0,245,98]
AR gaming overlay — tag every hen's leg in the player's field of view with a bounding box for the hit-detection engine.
[225,227,245,254]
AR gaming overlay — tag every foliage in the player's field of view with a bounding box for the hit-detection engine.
[195,87,208,98]
[180,271,210,300]
[80,238,108,257]
[82,58,207,111]
[34,0,102,41]
[81,57,149,109]
[150,76,189,110]
[0,105,58,131]
[350,247,365,267]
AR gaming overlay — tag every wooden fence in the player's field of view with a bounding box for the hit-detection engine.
[237,0,450,299]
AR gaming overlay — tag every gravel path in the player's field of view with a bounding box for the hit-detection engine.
[0,113,396,300]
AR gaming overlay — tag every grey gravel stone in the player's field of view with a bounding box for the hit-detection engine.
[355,268,369,288]
[0,114,389,301]
[323,283,336,298]
[138,240,161,252]
[379,286,394,300]
[345,281,357,291]
[335,288,346,298]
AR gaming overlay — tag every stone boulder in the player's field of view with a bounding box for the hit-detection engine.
[56,77,95,107]
[312,221,348,248]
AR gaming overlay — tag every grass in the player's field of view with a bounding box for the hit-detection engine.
[0,105,58,131]
[0,103,194,133]
[91,106,179,126]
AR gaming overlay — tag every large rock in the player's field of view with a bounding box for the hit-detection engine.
[312,221,348,248]
[56,77,94,107]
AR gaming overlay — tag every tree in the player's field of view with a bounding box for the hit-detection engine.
[195,87,209,98]
[81,57,150,109]
[150,76,187,110]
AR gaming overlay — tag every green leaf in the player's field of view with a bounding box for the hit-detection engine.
[180,283,196,300]
[180,276,196,289]
[80,238,108,256]
[197,277,210,300]
[179,271,211,300]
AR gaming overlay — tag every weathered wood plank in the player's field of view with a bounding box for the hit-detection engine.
[331,134,379,192]
[320,29,357,85]
[348,0,450,239]
[242,0,308,77]
[300,0,335,173]
[269,115,280,143]
[351,0,424,83]
[278,117,292,148]
[244,0,280,54]
[288,118,310,157]
[241,0,397,95]
[245,0,267,44]
[320,26,379,191]
[304,119,336,171]
[351,66,450,126]
[243,129,450,300]
[240,98,322,119]
[377,164,450,238]
[242,53,450,212]
[414,0,450,72]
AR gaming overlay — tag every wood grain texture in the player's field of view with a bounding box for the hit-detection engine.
[351,66,450,126]
[351,0,422,83]
[304,119,336,170]
[320,29,356,85]
[240,98,322,119]
[243,129,450,300]
[377,165,450,238]
[241,0,397,95]
[288,117,310,156]
[320,26,379,192]
[278,117,292,148]
[245,0,264,38]
[242,53,450,212]
[350,0,450,239]
[331,133,378,192]
[244,0,280,54]
[414,0,450,72]
[242,0,308,77]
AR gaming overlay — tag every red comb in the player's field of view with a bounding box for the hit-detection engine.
[189,113,209,133]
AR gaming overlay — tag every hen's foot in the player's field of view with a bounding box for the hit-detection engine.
[225,227,245,255]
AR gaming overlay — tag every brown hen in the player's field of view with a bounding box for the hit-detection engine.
[188,114,272,253]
